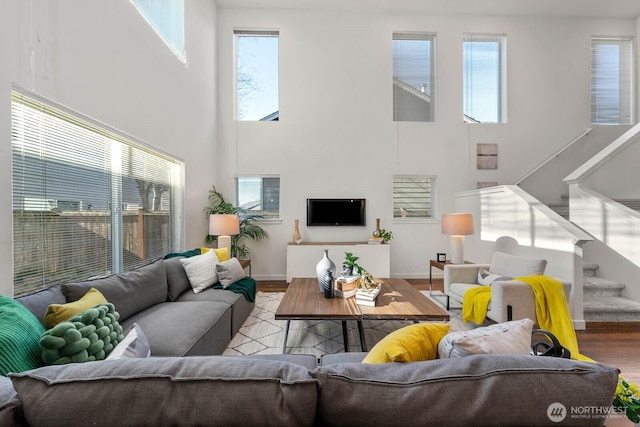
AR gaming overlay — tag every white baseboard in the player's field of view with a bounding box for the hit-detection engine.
[573,320,586,331]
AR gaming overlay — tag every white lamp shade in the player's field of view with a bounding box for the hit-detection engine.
[441,213,474,236]
[209,214,240,236]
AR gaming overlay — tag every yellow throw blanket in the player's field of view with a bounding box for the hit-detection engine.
[462,275,591,361]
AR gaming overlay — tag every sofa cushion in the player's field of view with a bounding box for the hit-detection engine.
[62,259,168,322]
[40,303,124,364]
[477,268,513,286]
[180,249,219,293]
[362,323,450,364]
[106,323,150,360]
[0,296,45,376]
[164,257,192,301]
[11,357,318,427]
[216,257,246,288]
[44,287,108,329]
[311,354,618,427]
[490,251,547,278]
[438,318,534,359]
[119,301,232,356]
[16,285,66,326]
[0,376,24,427]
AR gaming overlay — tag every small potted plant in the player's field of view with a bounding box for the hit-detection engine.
[379,229,393,243]
[342,252,363,276]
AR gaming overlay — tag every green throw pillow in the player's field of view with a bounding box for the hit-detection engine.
[40,303,124,365]
[0,296,45,376]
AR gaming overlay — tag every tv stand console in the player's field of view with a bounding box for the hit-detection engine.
[286,242,390,282]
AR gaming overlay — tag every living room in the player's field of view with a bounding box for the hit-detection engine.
[2,0,640,296]
[3,1,640,425]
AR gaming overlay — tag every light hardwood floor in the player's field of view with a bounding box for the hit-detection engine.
[257,278,640,382]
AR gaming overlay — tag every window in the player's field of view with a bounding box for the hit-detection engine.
[11,90,184,297]
[235,176,280,219]
[393,175,435,219]
[235,30,279,121]
[130,0,185,62]
[591,36,634,125]
[463,33,507,123]
[393,33,436,122]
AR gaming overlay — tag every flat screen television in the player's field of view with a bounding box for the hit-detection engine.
[306,198,366,226]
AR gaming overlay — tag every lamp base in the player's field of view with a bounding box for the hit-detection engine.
[218,235,231,255]
[449,235,465,264]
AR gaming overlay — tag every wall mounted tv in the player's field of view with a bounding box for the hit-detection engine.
[306,198,366,226]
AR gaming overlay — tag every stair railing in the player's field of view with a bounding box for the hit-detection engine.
[515,128,592,187]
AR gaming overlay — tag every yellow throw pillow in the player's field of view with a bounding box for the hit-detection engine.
[201,247,230,262]
[44,287,108,329]
[362,323,450,364]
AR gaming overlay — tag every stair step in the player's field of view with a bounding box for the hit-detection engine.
[582,262,599,277]
[583,276,625,297]
[583,296,640,322]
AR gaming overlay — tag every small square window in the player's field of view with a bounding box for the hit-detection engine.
[393,175,435,219]
[235,176,280,219]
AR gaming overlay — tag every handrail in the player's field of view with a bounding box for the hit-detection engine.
[515,128,592,186]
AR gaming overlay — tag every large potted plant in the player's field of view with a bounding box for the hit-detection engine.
[204,185,268,259]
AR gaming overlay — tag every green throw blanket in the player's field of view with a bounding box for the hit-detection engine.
[212,277,257,303]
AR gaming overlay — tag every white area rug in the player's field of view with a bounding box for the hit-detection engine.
[223,291,476,357]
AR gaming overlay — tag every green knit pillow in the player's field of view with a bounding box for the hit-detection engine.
[40,303,124,365]
[0,296,45,376]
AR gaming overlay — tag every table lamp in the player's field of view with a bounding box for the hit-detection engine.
[209,214,240,255]
[441,213,474,264]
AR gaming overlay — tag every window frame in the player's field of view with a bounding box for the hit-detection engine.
[463,33,508,124]
[234,29,280,122]
[11,87,184,297]
[392,32,437,122]
[392,175,437,222]
[591,36,635,125]
[235,175,281,221]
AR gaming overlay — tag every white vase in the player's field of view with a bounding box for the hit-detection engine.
[316,249,336,293]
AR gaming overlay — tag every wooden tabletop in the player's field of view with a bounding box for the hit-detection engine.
[357,278,450,321]
[275,278,362,320]
[275,277,449,322]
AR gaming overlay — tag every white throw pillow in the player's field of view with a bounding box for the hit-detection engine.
[215,257,246,288]
[180,249,220,293]
[477,268,513,286]
[106,323,151,359]
[438,318,534,358]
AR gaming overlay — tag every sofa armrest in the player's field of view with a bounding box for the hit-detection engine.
[489,279,571,324]
[443,264,490,294]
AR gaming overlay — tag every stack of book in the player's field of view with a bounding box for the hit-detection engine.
[355,285,380,307]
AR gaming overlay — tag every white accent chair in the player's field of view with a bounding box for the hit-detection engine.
[443,251,572,324]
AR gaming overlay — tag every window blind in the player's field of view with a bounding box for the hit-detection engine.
[393,33,436,122]
[591,36,634,125]
[11,91,182,297]
[393,175,434,218]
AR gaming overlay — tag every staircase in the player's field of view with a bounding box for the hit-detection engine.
[582,262,640,322]
[548,194,640,220]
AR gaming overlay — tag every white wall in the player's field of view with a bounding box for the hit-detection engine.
[216,7,637,280]
[0,0,217,297]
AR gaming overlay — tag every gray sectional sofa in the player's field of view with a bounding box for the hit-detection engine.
[1,353,619,426]
[16,256,254,357]
[0,255,620,426]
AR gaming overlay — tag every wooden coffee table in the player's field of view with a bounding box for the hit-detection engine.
[275,277,450,353]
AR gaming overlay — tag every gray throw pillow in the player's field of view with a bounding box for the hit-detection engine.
[216,258,246,288]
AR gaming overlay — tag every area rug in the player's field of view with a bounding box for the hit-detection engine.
[223,291,477,357]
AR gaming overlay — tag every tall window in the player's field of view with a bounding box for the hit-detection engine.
[11,90,184,297]
[393,175,436,219]
[591,36,634,125]
[236,176,280,219]
[235,30,279,121]
[463,33,507,124]
[130,0,185,62]
[393,33,436,122]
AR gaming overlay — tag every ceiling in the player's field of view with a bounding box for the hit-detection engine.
[215,0,640,19]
